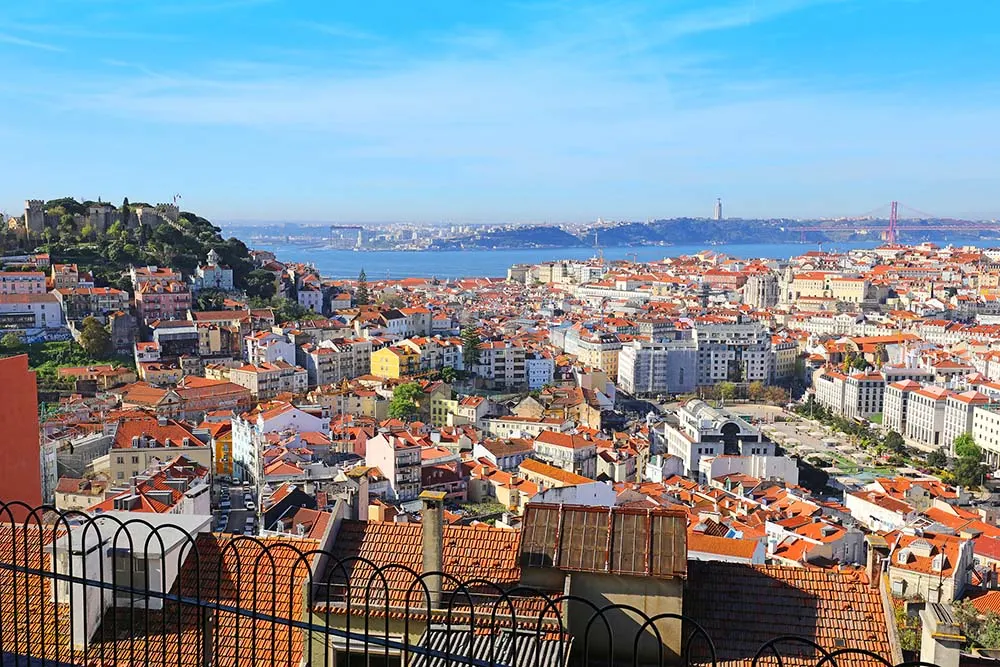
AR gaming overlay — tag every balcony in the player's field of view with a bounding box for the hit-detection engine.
[0,502,922,667]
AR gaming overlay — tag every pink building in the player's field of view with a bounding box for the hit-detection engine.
[135,281,193,322]
[0,271,46,295]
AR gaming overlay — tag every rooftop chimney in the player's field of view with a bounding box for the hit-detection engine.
[419,490,446,609]
[920,603,963,667]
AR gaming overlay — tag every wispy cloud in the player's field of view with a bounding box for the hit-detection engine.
[0,32,64,52]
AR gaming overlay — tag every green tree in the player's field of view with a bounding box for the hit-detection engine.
[461,326,482,371]
[926,448,948,469]
[883,430,905,452]
[78,316,112,358]
[718,381,737,403]
[954,433,979,459]
[388,381,423,420]
[196,290,226,311]
[107,219,125,240]
[763,385,789,405]
[57,214,77,239]
[0,332,23,350]
[953,453,989,488]
[747,381,765,403]
[245,270,277,300]
[356,269,370,306]
[440,366,458,384]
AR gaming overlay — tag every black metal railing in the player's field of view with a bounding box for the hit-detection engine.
[0,502,935,667]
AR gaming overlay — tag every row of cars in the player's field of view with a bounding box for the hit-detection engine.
[215,483,257,536]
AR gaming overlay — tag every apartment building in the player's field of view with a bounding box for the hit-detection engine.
[370,345,420,379]
[972,405,1000,468]
[562,323,622,379]
[905,386,951,447]
[617,339,697,396]
[884,380,921,434]
[525,350,554,390]
[842,372,885,420]
[228,361,308,400]
[53,287,129,321]
[364,432,422,501]
[532,430,600,479]
[0,271,45,294]
[301,338,372,387]
[130,265,183,289]
[244,330,295,365]
[477,341,527,389]
[814,370,846,414]
[51,264,80,290]
[0,293,62,331]
[135,281,192,323]
[942,391,991,453]
[101,416,209,482]
[693,322,773,386]
[771,335,799,382]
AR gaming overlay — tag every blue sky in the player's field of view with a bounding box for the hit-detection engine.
[1,0,998,223]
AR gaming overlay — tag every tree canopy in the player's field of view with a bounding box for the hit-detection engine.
[78,316,112,358]
[356,269,370,306]
[388,382,423,420]
[461,326,481,370]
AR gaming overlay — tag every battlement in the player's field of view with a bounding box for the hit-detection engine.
[25,199,44,210]
[154,203,180,222]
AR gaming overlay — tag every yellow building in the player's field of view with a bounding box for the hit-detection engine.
[789,272,831,299]
[430,396,459,427]
[370,345,420,379]
[830,277,869,303]
[207,422,233,477]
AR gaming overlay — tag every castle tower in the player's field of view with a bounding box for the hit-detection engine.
[24,200,45,235]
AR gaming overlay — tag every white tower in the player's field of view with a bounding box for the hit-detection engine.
[713,198,723,221]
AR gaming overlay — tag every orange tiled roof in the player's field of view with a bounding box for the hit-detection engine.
[0,525,318,667]
[684,561,892,667]
[322,520,521,607]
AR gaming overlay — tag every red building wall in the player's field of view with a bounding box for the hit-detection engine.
[0,354,41,513]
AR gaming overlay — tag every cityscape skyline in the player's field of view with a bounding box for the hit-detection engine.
[2,0,1000,222]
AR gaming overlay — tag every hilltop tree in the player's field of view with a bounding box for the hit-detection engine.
[121,197,130,217]
[461,326,481,371]
[388,381,423,420]
[78,316,112,358]
[356,269,370,306]
[245,270,277,300]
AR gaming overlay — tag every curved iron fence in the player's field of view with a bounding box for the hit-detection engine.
[0,502,929,667]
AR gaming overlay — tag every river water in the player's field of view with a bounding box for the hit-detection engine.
[248,240,901,279]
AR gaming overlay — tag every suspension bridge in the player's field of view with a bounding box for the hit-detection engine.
[791,201,999,243]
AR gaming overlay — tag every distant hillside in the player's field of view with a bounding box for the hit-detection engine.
[430,225,586,250]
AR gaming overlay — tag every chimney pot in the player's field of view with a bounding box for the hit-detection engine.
[419,490,446,609]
